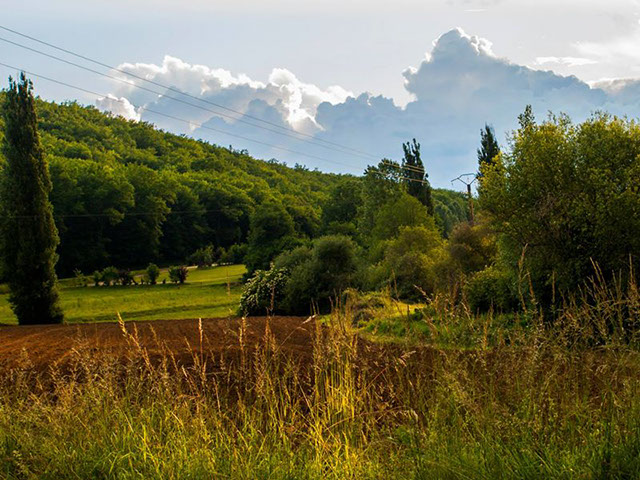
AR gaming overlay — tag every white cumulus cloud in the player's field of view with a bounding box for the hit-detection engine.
[96,29,640,187]
[95,94,140,121]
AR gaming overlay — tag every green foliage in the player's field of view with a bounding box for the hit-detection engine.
[188,245,216,268]
[477,123,500,171]
[0,95,345,276]
[239,267,290,316]
[72,269,88,287]
[244,202,298,275]
[118,269,134,286]
[146,263,160,285]
[100,266,119,286]
[321,178,363,237]
[432,189,469,237]
[465,265,517,313]
[379,223,444,300]
[480,110,640,305]
[402,138,433,214]
[220,243,247,265]
[0,74,63,324]
[447,222,497,275]
[372,193,430,242]
[168,266,189,284]
[243,235,358,315]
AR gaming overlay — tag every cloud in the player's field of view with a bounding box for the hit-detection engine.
[95,94,140,121]
[535,56,598,67]
[96,29,640,187]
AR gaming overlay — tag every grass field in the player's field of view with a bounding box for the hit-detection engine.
[0,264,246,325]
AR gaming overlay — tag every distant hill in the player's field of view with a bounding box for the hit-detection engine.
[0,97,468,276]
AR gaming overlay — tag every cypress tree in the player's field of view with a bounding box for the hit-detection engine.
[477,124,500,171]
[0,74,63,324]
[401,138,433,215]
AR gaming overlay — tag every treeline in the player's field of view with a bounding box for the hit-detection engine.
[0,96,468,278]
[242,110,640,328]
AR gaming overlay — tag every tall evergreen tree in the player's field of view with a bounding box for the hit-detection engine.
[477,124,500,171]
[0,74,63,324]
[401,138,433,215]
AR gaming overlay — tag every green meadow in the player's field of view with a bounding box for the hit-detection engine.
[0,265,246,325]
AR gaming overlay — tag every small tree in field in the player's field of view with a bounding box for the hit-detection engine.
[0,74,63,324]
[169,266,188,284]
[146,263,160,285]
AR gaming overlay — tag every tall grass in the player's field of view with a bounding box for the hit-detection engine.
[1,293,639,478]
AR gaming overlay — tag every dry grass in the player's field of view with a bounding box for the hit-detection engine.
[0,288,639,479]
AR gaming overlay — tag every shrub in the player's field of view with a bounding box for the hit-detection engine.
[220,243,248,265]
[281,235,358,314]
[100,266,119,286]
[168,266,188,284]
[92,270,101,287]
[465,265,517,313]
[72,269,88,287]
[380,225,444,301]
[447,222,497,274]
[188,245,215,268]
[118,269,134,286]
[146,263,160,285]
[239,267,289,316]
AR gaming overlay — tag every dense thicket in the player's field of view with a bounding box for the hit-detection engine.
[479,111,640,307]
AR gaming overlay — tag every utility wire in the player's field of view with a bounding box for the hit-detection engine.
[0,26,383,161]
[0,26,427,175]
[0,62,431,189]
[0,36,375,162]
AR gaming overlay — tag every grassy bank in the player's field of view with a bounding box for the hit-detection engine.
[0,265,246,325]
[1,306,639,479]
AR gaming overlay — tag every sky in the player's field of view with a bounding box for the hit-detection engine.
[2,0,640,187]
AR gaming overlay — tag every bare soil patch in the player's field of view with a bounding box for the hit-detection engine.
[0,316,317,373]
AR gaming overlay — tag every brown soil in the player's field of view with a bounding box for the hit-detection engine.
[0,316,317,373]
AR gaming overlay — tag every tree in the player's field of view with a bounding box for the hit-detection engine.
[168,265,188,284]
[0,74,63,324]
[402,139,433,215]
[479,110,640,306]
[477,124,500,171]
[146,263,160,284]
[372,193,430,242]
[244,201,298,274]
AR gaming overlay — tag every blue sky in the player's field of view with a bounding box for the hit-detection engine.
[3,0,640,186]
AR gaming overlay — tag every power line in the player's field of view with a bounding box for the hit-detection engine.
[0,26,427,175]
[0,36,373,162]
[0,24,380,159]
[0,61,431,186]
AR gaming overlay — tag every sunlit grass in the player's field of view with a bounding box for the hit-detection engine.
[0,264,246,325]
[1,305,639,479]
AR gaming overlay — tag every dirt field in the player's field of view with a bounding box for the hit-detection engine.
[0,316,316,372]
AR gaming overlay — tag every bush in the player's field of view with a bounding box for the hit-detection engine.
[146,263,160,285]
[380,225,443,301]
[118,269,134,286]
[447,222,496,274]
[92,270,101,287]
[168,266,189,284]
[72,269,88,287]
[239,267,290,316]
[220,243,248,265]
[100,266,119,286]
[188,245,215,268]
[281,235,358,314]
[465,265,517,313]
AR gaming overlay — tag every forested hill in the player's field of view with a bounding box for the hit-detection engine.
[0,97,468,276]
